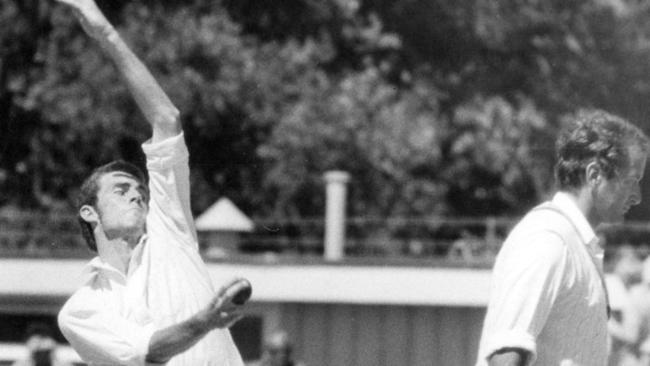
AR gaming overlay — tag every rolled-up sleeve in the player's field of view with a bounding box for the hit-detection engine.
[141,132,198,250]
[479,230,568,364]
[58,299,157,366]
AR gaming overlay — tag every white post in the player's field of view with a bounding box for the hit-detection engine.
[323,171,350,261]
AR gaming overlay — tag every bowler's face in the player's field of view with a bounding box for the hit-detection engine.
[94,171,149,239]
[594,145,646,224]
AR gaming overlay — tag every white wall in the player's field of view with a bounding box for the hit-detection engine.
[0,258,492,307]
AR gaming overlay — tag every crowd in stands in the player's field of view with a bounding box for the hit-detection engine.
[607,244,650,366]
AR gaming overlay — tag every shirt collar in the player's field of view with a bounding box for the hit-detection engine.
[551,192,600,249]
[82,234,149,281]
[82,256,124,282]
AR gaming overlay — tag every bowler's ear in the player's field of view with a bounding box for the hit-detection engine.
[79,205,99,224]
[585,161,602,187]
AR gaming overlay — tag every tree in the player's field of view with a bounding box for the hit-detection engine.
[444,96,554,216]
[260,66,555,218]
[4,0,649,222]
[259,64,445,217]
[0,0,56,207]
[14,1,342,215]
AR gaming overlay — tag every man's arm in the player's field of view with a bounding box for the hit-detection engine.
[477,229,567,366]
[145,278,247,364]
[59,278,248,365]
[55,0,180,143]
[59,0,198,247]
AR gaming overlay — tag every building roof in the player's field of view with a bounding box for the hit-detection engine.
[194,197,254,232]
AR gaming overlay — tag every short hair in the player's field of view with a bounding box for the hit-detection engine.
[77,160,147,252]
[555,109,649,191]
[24,322,54,340]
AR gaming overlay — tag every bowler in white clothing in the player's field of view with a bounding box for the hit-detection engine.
[476,110,649,366]
[54,1,248,365]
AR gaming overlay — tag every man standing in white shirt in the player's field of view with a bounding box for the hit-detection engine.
[476,110,649,366]
[54,1,249,365]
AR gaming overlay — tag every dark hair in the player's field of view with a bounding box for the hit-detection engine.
[24,322,54,340]
[77,160,147,252]
[555,109,649,191]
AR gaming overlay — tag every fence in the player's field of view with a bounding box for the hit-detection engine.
[0,210,86,257]
[237,216,512,261]
[2,210,650,262]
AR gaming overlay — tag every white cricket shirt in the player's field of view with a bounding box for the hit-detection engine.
[476,192,609,366]
[58,133,244,366]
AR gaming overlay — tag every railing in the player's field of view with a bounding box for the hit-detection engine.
[1,210,649,263]
[0,210,87,257]
[0,210,515,261]
[236,216,512,262]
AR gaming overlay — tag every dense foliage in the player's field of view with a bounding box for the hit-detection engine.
[2,0,650,220]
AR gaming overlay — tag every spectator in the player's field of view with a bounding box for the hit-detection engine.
[607,245,644,366]
[248,330,305,366]
[12,322,72,366]
[627,256,650,366]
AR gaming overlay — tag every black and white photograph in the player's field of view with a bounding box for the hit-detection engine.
[3,1,650,365]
